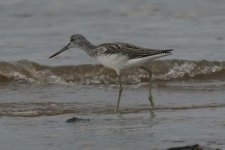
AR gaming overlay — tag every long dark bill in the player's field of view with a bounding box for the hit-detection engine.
[49,44,69,59]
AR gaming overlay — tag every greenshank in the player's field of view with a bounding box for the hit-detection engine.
[49,34,173,113]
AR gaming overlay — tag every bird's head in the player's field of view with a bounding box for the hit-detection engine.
[49,34,87,58]
[69,34,87,48]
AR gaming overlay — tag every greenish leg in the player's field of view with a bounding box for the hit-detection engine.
[141,67,155,108]
[115,75,123,113]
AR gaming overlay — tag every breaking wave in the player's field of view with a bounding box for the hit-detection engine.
[0,59,225,85]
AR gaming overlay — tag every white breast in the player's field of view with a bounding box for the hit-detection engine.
[96,54,129,74]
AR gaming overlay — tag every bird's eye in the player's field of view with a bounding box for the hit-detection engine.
[71,39,74,42]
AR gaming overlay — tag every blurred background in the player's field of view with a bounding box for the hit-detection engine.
[0,0,225,66]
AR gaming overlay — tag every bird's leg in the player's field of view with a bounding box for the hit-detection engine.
[141,67,154,108]
[115,75,123,113]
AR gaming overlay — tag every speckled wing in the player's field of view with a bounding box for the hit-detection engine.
[95,42,173,59]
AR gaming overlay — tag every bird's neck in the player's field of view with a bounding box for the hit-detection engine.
[78,39,96,52]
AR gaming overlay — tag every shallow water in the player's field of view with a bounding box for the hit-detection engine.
[1,109,225,150]
[1,0,225,149]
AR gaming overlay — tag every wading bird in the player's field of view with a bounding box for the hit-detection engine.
[49,34,173,113]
